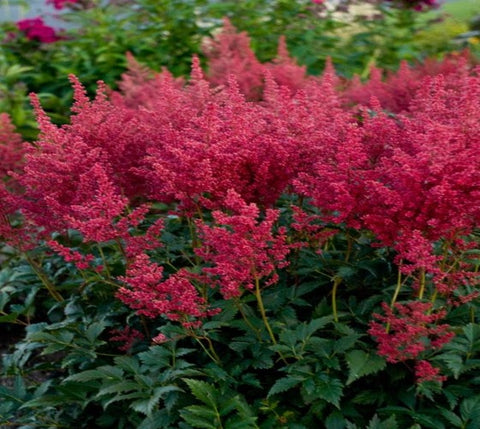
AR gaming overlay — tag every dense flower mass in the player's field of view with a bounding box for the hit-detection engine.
[1,24,480,382]
[196,190,291,299]
[0,113,25,179]
[16,17,59,43]
[369,302,453,363]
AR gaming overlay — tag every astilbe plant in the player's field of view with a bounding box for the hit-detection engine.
[122,19,311,106]
[294,65,480,373]
[195,189,291,300]
[202,19,310,100]
[0,113,25,179]
[342,50,475,113]
[2,40,480,426]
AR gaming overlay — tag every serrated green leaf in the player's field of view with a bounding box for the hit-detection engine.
[412,413,445,429]
[102,392,147,409]
[437,353,464,379]
[460,396,480,426]
[64,369,108,383]
[85,322,106,343]
[463,324,480,351]
[114,355,140,374]
[96,380,141,397]
[325,410,346,429]
[367,414,398,429]
[182,405,218,420]
[20,395,65,409]
[180,406,218,429]
[267,376,303,398]
[439,409,462,428]
[314,376,343,408]
[334,334,362,354]
[183,379,218,408]
[297,316,332,340]
[130,385,182,416]
[346,350,386,385]
[224,415,258,429]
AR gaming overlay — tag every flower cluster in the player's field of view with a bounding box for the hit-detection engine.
[1,28,479,379]
[16,17,59,44]
[196,190,291,299]
[117,254,209,327]
[343,51,473,114]
[109,326,145,352]
[0,113,25,180]
[369,302,453,363]
[46,0,79,9]
[202,19,309,100]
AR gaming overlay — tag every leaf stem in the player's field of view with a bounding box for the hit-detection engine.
[418,267,426,300]
[25,254,64,302]
[254,276,277,345]
[332,276,342,323]
[234,298,262,341]
[253,276,288,364]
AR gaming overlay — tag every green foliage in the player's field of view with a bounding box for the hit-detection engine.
[1,207,479,427]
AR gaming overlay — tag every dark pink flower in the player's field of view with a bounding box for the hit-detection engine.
[109,326,144,352]
[415,360,446,384]
[195,190,291,299]
[16,17,59,43]
[369,301,453,363]
[46,0,78,10]
[0,113,25,179]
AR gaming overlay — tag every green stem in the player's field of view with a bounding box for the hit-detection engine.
[193,335,220,364]
[387,262,404,333]
[390,262,404,309]
[26,255,64,302]
[114,237,127,260]
[254,276,277,345]
[345,234,353,263]
[332,276,342,323]
[234,298,262,341]
[96,244,111,279]
[253,277,288,365]
[418,268,426,300]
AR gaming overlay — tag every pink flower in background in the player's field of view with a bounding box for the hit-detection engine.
[16,17,59,43]
[46,0,79,9]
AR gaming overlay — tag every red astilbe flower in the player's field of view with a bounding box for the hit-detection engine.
[195,190,291,299]
[359,73,480,270]
[117,254,209,326]
[369,301,453,363]
[0,84,155,255]
[202,18,264,100]
[414,360,446,383]
[136,61,302,211]
[202,20,310,100]
[47,240,94,270]
[0,113,25,180]
[292,72,368,228]
[264,35,309,94]
[109,326,145,352]
[115,52,184,110]
[342,51,474,114]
